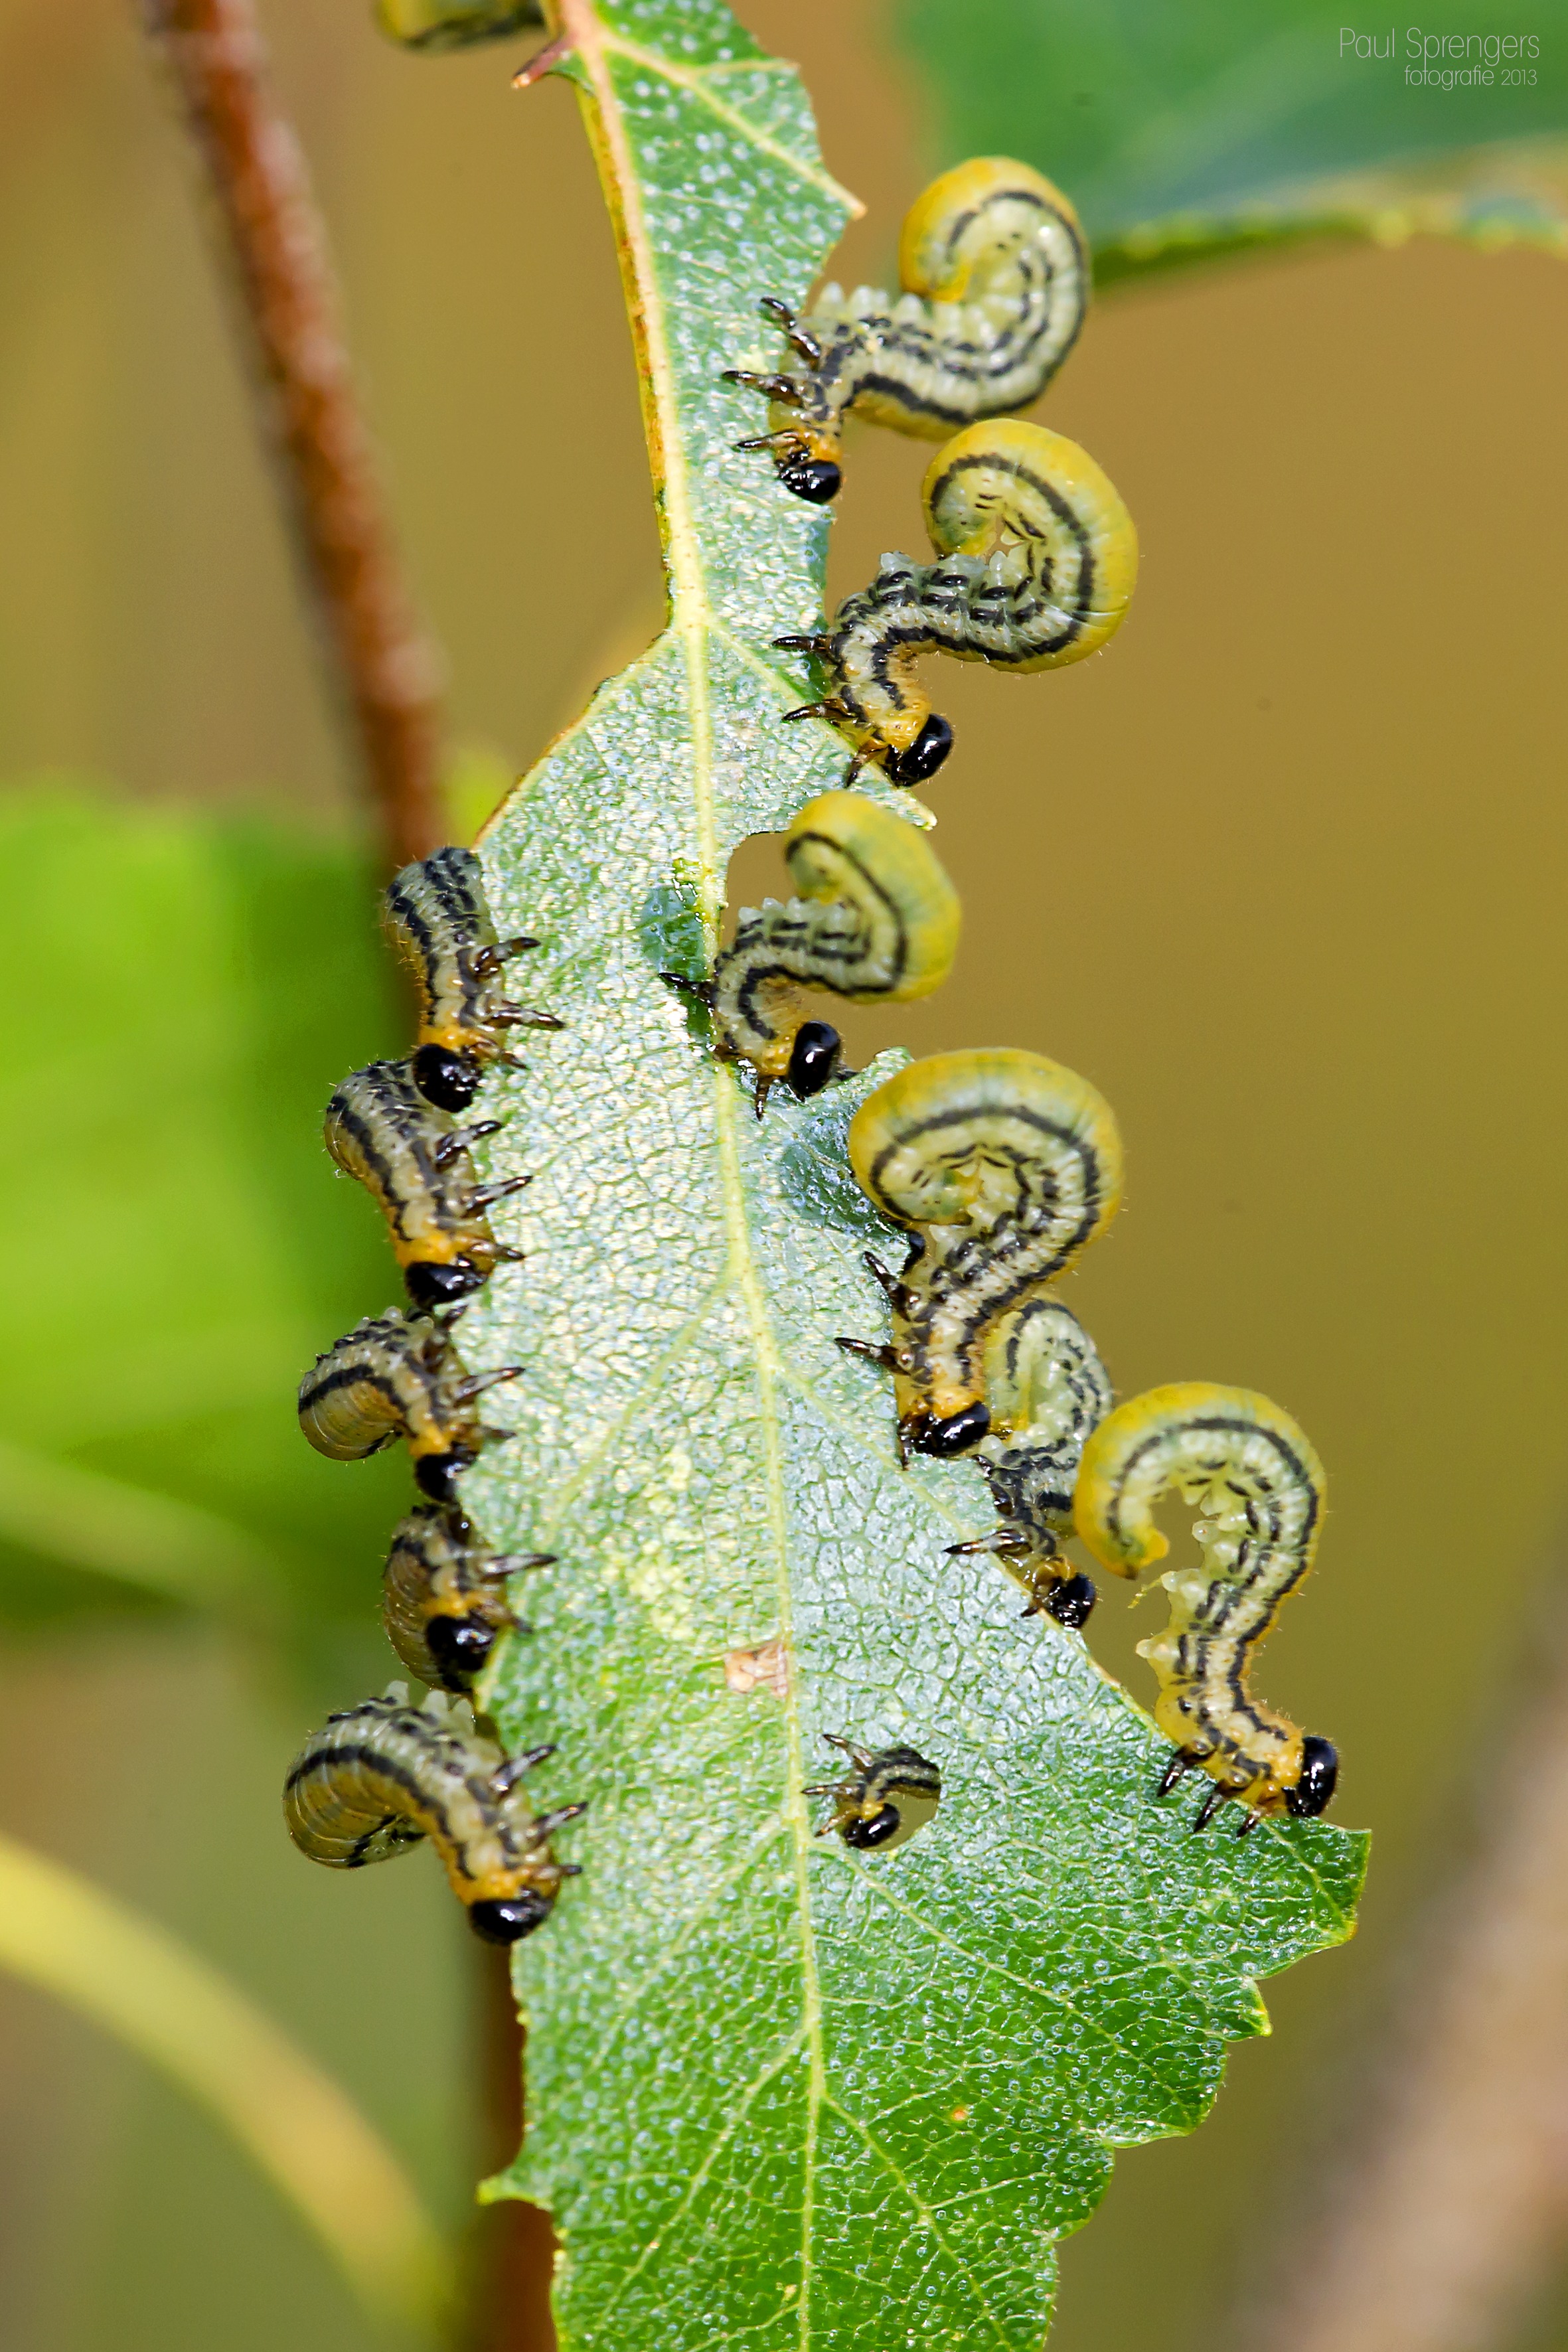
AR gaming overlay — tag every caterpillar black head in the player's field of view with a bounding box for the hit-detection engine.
[467,1890,556,1944]
[907,1401,991,1459]
[883,715,953,787]
[787,1020,842,1099]
[404,1257,487,1310]
[412,1042,483,1111]
[1286,1735,1339,1820]
[425,1610,499,1678]
[778,450,841,503]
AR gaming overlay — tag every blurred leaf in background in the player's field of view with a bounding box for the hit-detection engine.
[893,0,1568,278]
[0,785,410,1676]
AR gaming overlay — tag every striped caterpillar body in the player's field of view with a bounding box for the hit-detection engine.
[297,1312,520,1504]
[1074,1383,1339,1833]
[384,846,561,1112]
[777,419,1138,786]
[842,1048,1122,1459]
[668,792,960,1114]
[283,1687,583,1942]
[325,1059,530,1309]
[726,157,1087,505]
[804,1736,943,1851]
[383,1506,554,1689]
[947,1296,1111,1628]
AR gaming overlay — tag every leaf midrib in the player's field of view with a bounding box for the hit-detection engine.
[557,3,835,2329]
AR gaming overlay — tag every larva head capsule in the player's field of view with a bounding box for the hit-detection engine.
[1287,1735,1340,1819]
[1075,1383,1336,1828]
[777,454,842,505]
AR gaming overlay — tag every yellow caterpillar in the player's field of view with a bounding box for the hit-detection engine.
[726,157,1088,505]
[384,846,561,1111]
[1074,1383,1340,1833]
[297,1312,520,1504]
[842,1048,1122,1458]
[324,1059,528,1309]
[947,1294,1111,1627]
[804,1736,943,1851]
[382,1505,553,1689]
[283,1686,582,1943]
[777,418,1137,786]
[665,792,959,1114]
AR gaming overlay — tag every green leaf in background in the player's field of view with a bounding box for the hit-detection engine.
[0,785,409,1665]
[893,0,1568,280]
[429,5,1371,2345]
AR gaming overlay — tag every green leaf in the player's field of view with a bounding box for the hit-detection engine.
[892,0,1568,280]
[0,784,409,1662]
[441,7,1368,2346]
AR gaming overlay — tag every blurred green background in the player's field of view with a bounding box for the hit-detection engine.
[2,1,1567,2349]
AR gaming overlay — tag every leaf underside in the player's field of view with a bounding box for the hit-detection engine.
[894,0,1568,283]
[453,5,1368,2347]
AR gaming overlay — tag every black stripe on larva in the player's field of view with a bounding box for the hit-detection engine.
[863,1100,1105,1249]
[927,450,1096,653]
[1103,1415,1322,1560]
[300,1364,408,1424]
[728,831,913,1044]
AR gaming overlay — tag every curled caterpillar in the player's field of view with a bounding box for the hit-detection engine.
[841,1048,1122,1460]
[283,1686,582,1942]
[665,791,959,1115]
[947,1295,1111,1628]
[383,1506,553,1689]
[1074,1383,1339,1834]
[725,157,1087,505]
[775,418,1137,787]
[297,1312,520,1504]
[325,1059,530,1309]
[385,846,562,1112]
[804,1735,943,1851]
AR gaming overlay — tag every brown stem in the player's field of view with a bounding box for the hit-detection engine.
[468,1945,558,2352]
[138,0,447,868]
[1245,1571,1568,2352]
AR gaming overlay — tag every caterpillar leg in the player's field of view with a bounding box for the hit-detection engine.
[757,295,824,368]
[1156,1749,1199,1800]
[1192,1782,1232,1832]
[835,1336,900,1373]
[781,698,851,727]
[659,970,716,1005]
[721,368,805,405]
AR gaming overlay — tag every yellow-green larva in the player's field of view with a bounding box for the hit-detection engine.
[666,792,960,1115]
[325,1059,529,1310]
[842,1048,1123,1459]
[1074,1382,1340,1834]
[947,1294,1111,1628]
[382,1506,553,1689]
[726,157,1088,505]
[777,418,1138,786]
[804,1735,943,1851]
[384,846,561,1112]
[297,1311,520,1504]
[283,1686,582,1942]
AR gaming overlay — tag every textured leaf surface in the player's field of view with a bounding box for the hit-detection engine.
[894,0,1568,281]
[456,5,1368,2346]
